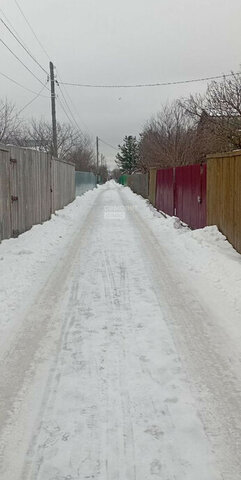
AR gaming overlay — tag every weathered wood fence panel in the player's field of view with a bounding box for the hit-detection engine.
[207,151,241,253]
[51,157,75,213]
[0,147,11,241]
[149,168,157,206]
[0,145,75,242]
[127,173,148,198]
[9,147,52,236]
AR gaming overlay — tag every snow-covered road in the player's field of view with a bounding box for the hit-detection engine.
[1,182,241,479]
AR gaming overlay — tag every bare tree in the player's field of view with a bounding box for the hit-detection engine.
[67,134,95,171]
[0,98,25,145]
[139,101,201,169]
[111,168,121,181]
[28,119,84,158]
[180,72,241,151]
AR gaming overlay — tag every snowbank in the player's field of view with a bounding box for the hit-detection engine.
[1,181,241,349]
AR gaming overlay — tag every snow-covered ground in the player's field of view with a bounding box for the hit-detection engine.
[0,181,241,479]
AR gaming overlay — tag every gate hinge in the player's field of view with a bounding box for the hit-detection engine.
[10,158,17,164]
[11,195,18,202]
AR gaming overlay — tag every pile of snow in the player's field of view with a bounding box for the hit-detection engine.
[122,185,241,342]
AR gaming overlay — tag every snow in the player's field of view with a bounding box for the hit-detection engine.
[0,181,241,479]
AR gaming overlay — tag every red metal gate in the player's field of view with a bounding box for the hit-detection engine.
[155,168,174,216]
[155,163,206,229]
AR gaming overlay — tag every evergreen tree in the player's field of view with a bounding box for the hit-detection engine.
[115,135,139,174]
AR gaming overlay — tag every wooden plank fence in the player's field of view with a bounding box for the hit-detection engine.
[207,150,241,254]
[0,145,75,242]
[149,168,157,206]
[0,147,11,241]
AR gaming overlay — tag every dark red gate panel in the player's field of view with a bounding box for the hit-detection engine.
[155,163,206,229]
[175,163,206,229]
[155,168,174,216]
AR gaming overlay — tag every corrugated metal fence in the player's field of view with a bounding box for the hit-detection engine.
[153,163,207,229]
[127,173,148,198]
[75,171,97,196]
[0,145,75,242]
[148,151,241,253]
[118,174,128,186]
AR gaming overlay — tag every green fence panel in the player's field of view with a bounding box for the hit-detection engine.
[75,171,97,196]
[118,174,128,185]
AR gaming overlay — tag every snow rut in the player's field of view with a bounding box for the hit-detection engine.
[123,189,241,479]
[1,183,236,479]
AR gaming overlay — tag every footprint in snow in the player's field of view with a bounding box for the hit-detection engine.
[145,425,164,439]
[150,459,162,475]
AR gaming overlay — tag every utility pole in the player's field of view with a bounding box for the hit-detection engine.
[96,136,99,181]
[50,61,58,158]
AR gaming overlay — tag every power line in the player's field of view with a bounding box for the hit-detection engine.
[0,6,28,47]
[0,70,49,97]
[58,71,241,89]
[56,69,90,133]
[14,0,50,61]
[0,37,49,90]
[9,0,89,134]
[57,95,77,128]
[0,16,48,75]
[17,82,49,114]
[56,81,82,132]
[99,138,118,151]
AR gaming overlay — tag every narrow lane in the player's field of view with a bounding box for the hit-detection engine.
[1,183,240,479]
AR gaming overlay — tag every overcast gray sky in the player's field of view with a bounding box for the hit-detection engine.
[1,0,241,168]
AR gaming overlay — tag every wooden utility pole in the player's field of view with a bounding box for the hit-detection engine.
[96,136,99,176]
[50,61,58,158]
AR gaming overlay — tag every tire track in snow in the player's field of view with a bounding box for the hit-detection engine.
[122,189,241,479]
[0,191,105,479]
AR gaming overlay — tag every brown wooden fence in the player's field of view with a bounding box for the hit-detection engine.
[149,168,157,206]
[207,150,241,253]
[0,145,75,242]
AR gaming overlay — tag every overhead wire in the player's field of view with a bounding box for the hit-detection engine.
[14,0,50,61]
[56,68,90,133]
[0,70,49,96]
[0,16,49,75]
[57,94,78,128]
[56,80,82,132]
[0,37,49,90]
[58,71,241,89]
[8,1,89,134]
[99,138,118,151]
[0,6,28,47]
[17,81,49,114]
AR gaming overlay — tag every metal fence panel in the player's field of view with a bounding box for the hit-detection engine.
[118,175,128,185]
[127,173,148,198]
[75,171,97,196]
[156,168,174,216]
[155,164,206,229]
[175,164,206,229]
